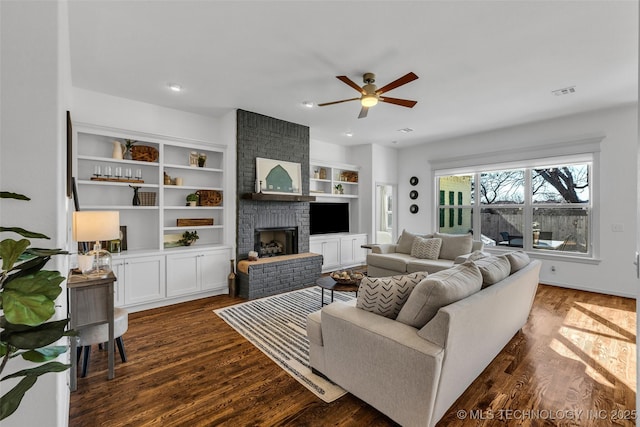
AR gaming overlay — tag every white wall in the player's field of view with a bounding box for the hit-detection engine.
[1,1,71,426]
[397,104,638,297]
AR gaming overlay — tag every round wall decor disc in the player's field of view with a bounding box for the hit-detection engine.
[410,204,419,214]
[410,176,419,186]
[410,190,418,200]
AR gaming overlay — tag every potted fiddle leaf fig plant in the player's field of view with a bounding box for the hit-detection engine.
[0,191,72,421]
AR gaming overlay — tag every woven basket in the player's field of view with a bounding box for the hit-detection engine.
[131,145,159,162]
[196,190,222,206]
[139,192,157,206]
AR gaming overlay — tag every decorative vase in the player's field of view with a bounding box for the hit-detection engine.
[112,141,124,160]
[131,186,140,206]
[228,259,236,297]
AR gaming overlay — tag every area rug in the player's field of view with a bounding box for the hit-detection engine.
[214,286,354,402]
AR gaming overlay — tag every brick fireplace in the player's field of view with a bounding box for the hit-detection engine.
[235,110,322,299]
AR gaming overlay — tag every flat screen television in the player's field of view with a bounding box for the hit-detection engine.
[310,202,349,235]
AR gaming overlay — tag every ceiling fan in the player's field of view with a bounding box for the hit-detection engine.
[318,72,419,118]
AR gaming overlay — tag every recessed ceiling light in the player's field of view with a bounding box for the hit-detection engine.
[344,131,353,137]
[167,83,182,92]
[302,101,314,108]
[397,128,414,133]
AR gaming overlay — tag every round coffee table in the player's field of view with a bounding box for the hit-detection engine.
[316,276,360,306]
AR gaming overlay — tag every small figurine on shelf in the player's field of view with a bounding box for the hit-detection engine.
[186,193,199,207]
[129,185,141,206]
[334,184,344,194]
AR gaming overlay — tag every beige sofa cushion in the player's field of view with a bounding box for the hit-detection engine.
[367,252,413,273]
[473,255,511,287]
[396,261,483,328]
[406,259,455,274]
[411,237,442,260]
[434,232,473,260]
[505,250,531,273]
[396,229,432,254]
[356,272,428,319]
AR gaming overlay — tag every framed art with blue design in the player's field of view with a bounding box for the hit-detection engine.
[256,157,302,195]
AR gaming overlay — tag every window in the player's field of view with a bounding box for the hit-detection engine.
[437,161,592,256]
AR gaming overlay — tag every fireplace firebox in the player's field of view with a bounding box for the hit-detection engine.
[254,227,298,257]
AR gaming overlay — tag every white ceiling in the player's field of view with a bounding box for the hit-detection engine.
[67,1,638,147]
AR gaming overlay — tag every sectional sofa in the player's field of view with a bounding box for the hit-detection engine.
[307,252,541,427]
[367,230,484,276]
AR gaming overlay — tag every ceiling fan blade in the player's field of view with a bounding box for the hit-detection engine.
[337,76,366,94]
[380,96,418,108]
[375,72,419,95]
[358,106,369,119]
[317,97,360,107]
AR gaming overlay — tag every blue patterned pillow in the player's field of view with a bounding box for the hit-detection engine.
[356,272,428,319]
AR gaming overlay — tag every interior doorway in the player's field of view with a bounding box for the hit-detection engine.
[375,183,396,244]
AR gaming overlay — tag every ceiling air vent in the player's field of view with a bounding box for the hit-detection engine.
[552,86,576,96]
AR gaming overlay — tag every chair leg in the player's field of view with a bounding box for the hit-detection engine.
[115,337,127,363]
[81,345,91,378]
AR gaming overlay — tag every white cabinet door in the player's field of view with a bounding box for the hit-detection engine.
[352,234,368,265]
[311,237,338,272]
[111,259,126,307]
[166,252,199,297]
[199,250,229,291]
[340,237,356,265]
[124,255,165,305]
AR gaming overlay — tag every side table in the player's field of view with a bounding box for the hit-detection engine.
[67,270,116,391]
[316,276,360,307]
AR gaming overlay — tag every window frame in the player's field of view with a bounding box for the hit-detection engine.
[434,153,598,260]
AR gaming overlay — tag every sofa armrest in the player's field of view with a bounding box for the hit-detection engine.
[370,243,398,254]
[471,240,484,251]
[320,302,444,427]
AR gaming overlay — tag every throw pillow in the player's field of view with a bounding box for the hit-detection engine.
[434,232,473,260]
[505,250,531,273]
[396,261,483,328]
[473,255,511,288]
[396,230,432,254]
[356,272,428,319]
[411,237,442,260]
[467,250,489,261]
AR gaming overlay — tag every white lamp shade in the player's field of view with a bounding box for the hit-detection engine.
[73,211,120,242]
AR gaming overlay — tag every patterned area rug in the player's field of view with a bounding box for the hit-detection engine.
[214,286,354,402]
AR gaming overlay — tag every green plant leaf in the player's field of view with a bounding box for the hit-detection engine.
[1,361,70,381]
[1,291,56,327]
[0,375,37,421]
[0,192,30,201]
[20,346,67,363]
[4,270,64,300]
[25,247,67,256]
[4,256,49,280]
[0,227,49,239]
[1,319,69,349]
[0,239,30,271]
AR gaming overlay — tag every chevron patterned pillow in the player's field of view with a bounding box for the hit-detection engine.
[356,272,428,319]
[411,237,442,259]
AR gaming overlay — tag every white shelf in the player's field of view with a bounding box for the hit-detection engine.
[163,185,223,191]
[78,154,160,167]
[164,225,224,231]
[164,206,223,210]
[83,205,159,210]
[164,163,223,173]
[78,180,159,188]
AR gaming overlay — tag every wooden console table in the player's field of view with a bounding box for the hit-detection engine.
[67,270,116,391]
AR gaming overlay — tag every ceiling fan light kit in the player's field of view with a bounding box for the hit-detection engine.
[319,71,418,118]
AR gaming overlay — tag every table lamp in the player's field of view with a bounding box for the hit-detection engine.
[73,211,120,277]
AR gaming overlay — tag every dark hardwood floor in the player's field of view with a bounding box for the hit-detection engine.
[69,284,636,426]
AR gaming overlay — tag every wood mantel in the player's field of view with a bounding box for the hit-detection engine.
[241,193,316,202]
